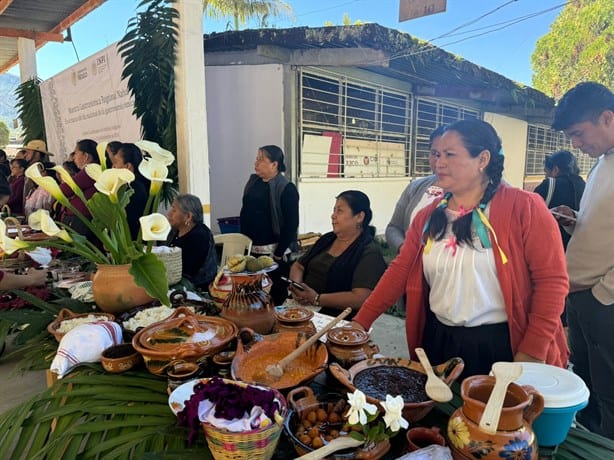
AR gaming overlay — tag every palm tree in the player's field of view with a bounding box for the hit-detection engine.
[203,0,293,30]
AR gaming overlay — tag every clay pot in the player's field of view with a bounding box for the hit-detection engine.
[273,307,316,336]
[447,375,544,460]
[166,361,202,394]
[101,343,142,374]
[92,264,153,314]
[406,426,446,452]
[326,326,379,368]
[220,273,275,334]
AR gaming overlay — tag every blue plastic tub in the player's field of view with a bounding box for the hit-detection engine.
[533,400,588,447]
[217,216,240,234]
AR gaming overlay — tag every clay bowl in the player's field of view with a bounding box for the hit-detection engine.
[132,309,238,376]
[47,308,115,342]
[283,386,391,459]
[329,356,464,423]
[101,343,142,373]
[231,328,328,391]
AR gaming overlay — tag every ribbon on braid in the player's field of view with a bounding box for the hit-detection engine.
[472,203,508,264]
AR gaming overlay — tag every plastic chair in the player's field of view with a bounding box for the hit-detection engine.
[214,233,252,266]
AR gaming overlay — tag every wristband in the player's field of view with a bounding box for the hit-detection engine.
[313,293,320,307]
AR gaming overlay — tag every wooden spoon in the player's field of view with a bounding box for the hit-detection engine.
[479,362,523,434]
[415,348,453,403]
[264,307,352,380]
[295,436,363,460]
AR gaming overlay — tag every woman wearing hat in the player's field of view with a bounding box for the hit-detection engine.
[240,145,299,305]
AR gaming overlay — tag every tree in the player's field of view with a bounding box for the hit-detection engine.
[202,0,293,30]
[0,121,9,148]
[325,14,364,27]
[531,0,613,100]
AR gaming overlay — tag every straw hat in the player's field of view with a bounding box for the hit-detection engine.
[23,139,53,156]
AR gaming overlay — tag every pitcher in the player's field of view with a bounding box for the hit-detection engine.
[220,273,275,334]
[448,375,544,460]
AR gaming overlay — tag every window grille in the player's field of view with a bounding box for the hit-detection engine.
[299,69,412,178]
[525,124,595,176]
[412,98,480,176]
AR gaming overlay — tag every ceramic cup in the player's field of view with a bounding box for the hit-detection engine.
[406,426,446,452]
[166,361,201,395]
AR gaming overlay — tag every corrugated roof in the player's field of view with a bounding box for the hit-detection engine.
[0,0,106,74]
[204,24,553,118]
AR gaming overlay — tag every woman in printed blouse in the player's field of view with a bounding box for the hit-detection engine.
[353,119,569,377]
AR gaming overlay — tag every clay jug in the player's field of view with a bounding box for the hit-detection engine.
[448,375,544,460]
[273,307,317,336]
[92,264,154,314]
[326,326,380,369]
[220,273,275,334]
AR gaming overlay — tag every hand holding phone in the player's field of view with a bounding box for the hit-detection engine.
[281,276,305,291]
[550,209,577,222]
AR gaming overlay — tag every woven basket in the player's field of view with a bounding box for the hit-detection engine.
[201,380,287,460]
[153,246,182,285]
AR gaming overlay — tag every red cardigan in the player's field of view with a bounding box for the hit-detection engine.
[355,184,569,367]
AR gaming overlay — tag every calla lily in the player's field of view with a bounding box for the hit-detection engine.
[25,163,68,204]
[135,140,174,166]
[139,213,171,241]
[95,168,135,202]
[138,157,172,195]
[380,395,408,432]
[51,165,79,194]
[84,163,103,182]
[96,141,108,169]
[28,210,73,242]
[346,390,378,426]
[0,221,31,254]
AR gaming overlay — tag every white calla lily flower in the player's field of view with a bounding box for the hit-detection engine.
[380,395,408,432]
[135,140,174,166]
[51,165,80,193]
[25,163,67,204]
[96,141,108,168]
[29,210,73,242]
[84,163,103,182]
[0,221,31,254]
[95,168,135,202]
[139,213,171,241]
[346,390,378,426]
[138,157,172,195]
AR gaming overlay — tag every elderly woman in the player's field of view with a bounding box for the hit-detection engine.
[353,119,569,377]
[166,194,217,289]
[112,143,149,239]
[60,139,99,235]
[288,190,387,319]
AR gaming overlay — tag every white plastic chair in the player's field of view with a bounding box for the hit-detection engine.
[214,233,252,267]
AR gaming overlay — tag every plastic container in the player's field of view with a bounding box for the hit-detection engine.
[217,216,240,234]
[514,362,589,446]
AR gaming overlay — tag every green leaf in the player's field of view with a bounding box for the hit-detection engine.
[131,252,171,305]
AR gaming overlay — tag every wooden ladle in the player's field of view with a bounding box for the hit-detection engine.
[265,307,352,380]
[415,348,453,403]
[296,436,363,460]
[479,361,523,434]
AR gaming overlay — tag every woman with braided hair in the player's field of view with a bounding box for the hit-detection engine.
[353,119,569,377]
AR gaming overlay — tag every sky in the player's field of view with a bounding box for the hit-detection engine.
[9,0,567,86]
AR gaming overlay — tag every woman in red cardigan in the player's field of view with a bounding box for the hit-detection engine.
[353,119,569,377]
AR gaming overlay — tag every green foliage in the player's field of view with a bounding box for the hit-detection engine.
[0,120,9,147]
[203,0,293,30]
[14,78,46,143]
[118,0,179,203]
[532,0,613,99]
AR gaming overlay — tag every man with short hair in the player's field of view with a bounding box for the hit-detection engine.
[551,82,614,438]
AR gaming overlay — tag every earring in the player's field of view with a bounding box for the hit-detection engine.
[479,167,484,173]
[356,224,362,229]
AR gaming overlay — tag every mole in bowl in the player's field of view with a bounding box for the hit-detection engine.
[353,366,428,403]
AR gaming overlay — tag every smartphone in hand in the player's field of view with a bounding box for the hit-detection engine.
[281,276,305,291]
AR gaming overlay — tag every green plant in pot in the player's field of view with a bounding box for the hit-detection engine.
[0,141,175,312]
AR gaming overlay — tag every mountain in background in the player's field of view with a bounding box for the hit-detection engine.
[0,73,19,131]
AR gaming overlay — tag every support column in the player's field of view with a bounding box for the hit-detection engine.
[174,0,211,225]
[17,37,37,82]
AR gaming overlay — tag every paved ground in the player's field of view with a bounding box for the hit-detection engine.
[0,312,408,414]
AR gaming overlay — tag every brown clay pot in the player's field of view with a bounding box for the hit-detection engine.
[220,273,275,334]
[273,307,316,336]
[406,426,446,452]
[326,326,380,368]
[92,264,153,314]
[447,375,544,460]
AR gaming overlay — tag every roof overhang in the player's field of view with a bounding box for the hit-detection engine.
[0,0,106,75]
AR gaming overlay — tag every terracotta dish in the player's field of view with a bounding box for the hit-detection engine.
[231,328,328,390]
[101,343,142,373]
[329,356,464,423]
[47,308,115,342]
[132,309,238,375]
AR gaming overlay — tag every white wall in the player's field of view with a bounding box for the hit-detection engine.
[205,64,284,232]
[484,112,529,188]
